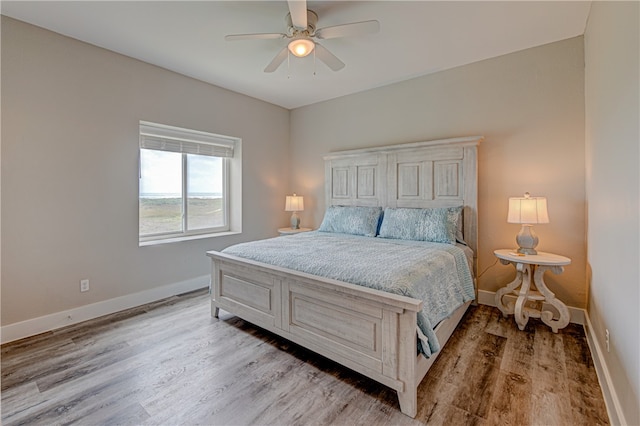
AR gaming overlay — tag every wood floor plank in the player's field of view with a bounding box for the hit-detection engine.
[1,291,610,425]
[424,305,492,389]
[483,306,511,338]
[0,381,46,425]
[411,309,492,424]
[529,322,575,426]
[562,324,610,425]
[142,331,288,424]
[4,369,138,425]
[484,370,531,426]
[0,338,78,378]
[91,402,151,426]
[442,404,486,426]
[496,313,535,375]
[452,332,506,418]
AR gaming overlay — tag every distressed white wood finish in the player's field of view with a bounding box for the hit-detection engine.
[494,249,571,333]
[325,153,387,207]
[209,136,482,417]
[324,136,481,262]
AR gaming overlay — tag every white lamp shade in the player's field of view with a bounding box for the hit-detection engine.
[507,194,549,224]
[285,194,304,212]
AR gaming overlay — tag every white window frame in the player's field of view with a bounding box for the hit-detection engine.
[138,121,242,245]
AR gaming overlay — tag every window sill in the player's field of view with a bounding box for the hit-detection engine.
[139,231,241,247]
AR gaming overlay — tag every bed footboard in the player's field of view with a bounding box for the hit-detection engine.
[209,251,428,417]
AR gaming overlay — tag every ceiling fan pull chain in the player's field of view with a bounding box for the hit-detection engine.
[313,49,317,76]
[287,50,291,79]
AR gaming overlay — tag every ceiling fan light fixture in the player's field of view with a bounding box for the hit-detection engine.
[288,37,315,57]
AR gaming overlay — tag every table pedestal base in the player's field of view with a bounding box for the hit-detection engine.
[495,261,570,333]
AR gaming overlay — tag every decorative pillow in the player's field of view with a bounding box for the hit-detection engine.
[318,206,383,237]
[454,207,467,245]
[378,206,463,244]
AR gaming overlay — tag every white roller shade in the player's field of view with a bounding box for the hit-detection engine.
[140,121,236,158]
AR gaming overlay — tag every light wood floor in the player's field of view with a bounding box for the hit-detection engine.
[1,289,609,425]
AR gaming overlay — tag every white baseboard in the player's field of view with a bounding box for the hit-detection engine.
[477,289,585,325]
[584,313,626,426]
[1,275,209,344]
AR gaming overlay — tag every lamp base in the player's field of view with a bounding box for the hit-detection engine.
[290,211,300,230]
[516,247,538,255]
[516,224,539,255]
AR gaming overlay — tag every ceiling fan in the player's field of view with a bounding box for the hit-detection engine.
[225,0,380,73]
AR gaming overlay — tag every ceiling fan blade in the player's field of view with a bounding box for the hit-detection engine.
[314,43,345,71]
[264,47,289,73]
[315,20,380,40]
[225,33,285,41]
[287,0,308,30]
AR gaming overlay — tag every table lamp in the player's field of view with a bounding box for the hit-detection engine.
[285,194,304,229]
[507,192,549,255]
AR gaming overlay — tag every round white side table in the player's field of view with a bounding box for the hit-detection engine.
[494,249,571,333]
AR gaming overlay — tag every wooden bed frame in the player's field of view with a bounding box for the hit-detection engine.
[207,136,483,417]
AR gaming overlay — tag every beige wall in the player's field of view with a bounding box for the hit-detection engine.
[291,36,586,308]
[585,2,640,424]
[1,17,290,325]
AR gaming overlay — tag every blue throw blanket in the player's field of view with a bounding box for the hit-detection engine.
[222,231,475,357]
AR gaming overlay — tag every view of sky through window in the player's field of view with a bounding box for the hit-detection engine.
[140,149,223,197]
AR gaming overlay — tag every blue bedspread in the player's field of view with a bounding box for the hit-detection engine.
[222,231,475,357]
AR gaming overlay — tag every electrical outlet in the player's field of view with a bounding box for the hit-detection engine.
[80,279,90,293]
[605,329,610,352]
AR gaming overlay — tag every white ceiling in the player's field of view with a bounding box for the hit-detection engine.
[2,1,591,109]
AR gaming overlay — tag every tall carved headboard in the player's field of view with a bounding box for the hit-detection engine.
[323,136,483,275]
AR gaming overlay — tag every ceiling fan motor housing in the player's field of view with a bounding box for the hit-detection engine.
[286,10,318,34]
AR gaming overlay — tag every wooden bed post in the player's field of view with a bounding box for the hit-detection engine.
[211,259,220,318]
[396,309,418,417]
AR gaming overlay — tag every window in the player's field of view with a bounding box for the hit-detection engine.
[139,121,241,244]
